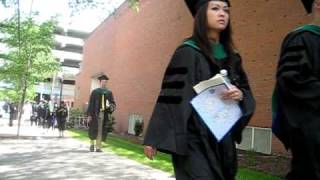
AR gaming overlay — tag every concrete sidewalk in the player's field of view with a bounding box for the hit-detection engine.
[0,123,174,180]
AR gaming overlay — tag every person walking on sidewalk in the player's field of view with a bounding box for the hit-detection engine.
[8,103,16,127]
[56,101,68,137]
[144,0,255,179]
[273,0,320,179]
[87,74,116,152]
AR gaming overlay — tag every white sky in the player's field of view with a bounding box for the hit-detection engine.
[0,0,126,32]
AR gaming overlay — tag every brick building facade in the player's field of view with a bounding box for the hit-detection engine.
[74,0,311,154]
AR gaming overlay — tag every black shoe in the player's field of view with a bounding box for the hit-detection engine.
[90,145,94,152]
[96,149,102,152]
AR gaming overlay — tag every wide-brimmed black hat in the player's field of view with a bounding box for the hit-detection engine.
[301,0,314,13]
[185,0,230,17]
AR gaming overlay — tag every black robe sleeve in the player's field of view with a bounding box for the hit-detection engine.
[65,108,68,118]
[277,32,320,107]
[229,54,256,143]
[144,46,199,155]
[275,31,320,147]
[58,107,68,118]
[87,89,97,117]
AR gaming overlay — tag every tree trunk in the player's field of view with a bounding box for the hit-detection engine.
[17,82,27,137]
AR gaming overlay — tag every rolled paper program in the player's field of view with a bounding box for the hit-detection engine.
[105,99,110,108]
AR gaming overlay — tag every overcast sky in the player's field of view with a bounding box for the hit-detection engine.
[0,0,126,32]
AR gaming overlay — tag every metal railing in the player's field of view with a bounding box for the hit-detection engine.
[68,115,88,129]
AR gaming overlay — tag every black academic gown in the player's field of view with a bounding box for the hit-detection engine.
[87,88,116,141]
[275,29,320,180]
[56,106,68,131]
[144,43,255,180]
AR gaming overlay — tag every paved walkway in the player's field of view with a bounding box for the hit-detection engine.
[0,120,174,180]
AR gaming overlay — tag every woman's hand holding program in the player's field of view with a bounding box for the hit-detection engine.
[221,85,243,101]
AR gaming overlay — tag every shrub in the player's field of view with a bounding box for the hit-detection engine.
[107,115,116,133]
[134,120,143,136]
[67,108,85,129]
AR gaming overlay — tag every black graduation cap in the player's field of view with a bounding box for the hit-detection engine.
[185,0,230,17]
[98,74,109,81]
[301,0,314,13]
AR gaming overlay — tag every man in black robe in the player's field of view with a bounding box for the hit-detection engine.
[273,0,320,179]
[87,74,116,152]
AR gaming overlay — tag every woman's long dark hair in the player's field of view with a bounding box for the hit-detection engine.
[192,1,235,64]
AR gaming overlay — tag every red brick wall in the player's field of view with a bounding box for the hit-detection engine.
[75,0,311,154]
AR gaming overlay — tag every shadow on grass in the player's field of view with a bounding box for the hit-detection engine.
[67,129,280,180]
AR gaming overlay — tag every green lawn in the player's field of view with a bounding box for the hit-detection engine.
[67,129,280,180]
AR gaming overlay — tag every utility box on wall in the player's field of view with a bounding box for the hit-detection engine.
[236,126,272,154]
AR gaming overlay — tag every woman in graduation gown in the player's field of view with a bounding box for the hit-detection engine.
[56,101,68,137]
[143,0,255,179]
[273,0,320,179]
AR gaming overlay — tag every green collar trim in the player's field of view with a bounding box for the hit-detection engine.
[183,39,227,60]
[212,43,227,60]
[96,88,109,94]
[294,24,320,36]
[183,39,200,50]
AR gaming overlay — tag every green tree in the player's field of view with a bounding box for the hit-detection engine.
[128,0,140,12]
[0,0,140,134]
[0,16,60,133]
[67,0,140,13]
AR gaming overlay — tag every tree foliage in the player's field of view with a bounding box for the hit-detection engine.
[1,0,15,8]
[128,0,139,12]
[0,16,60,102]
[67,0,140,15]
